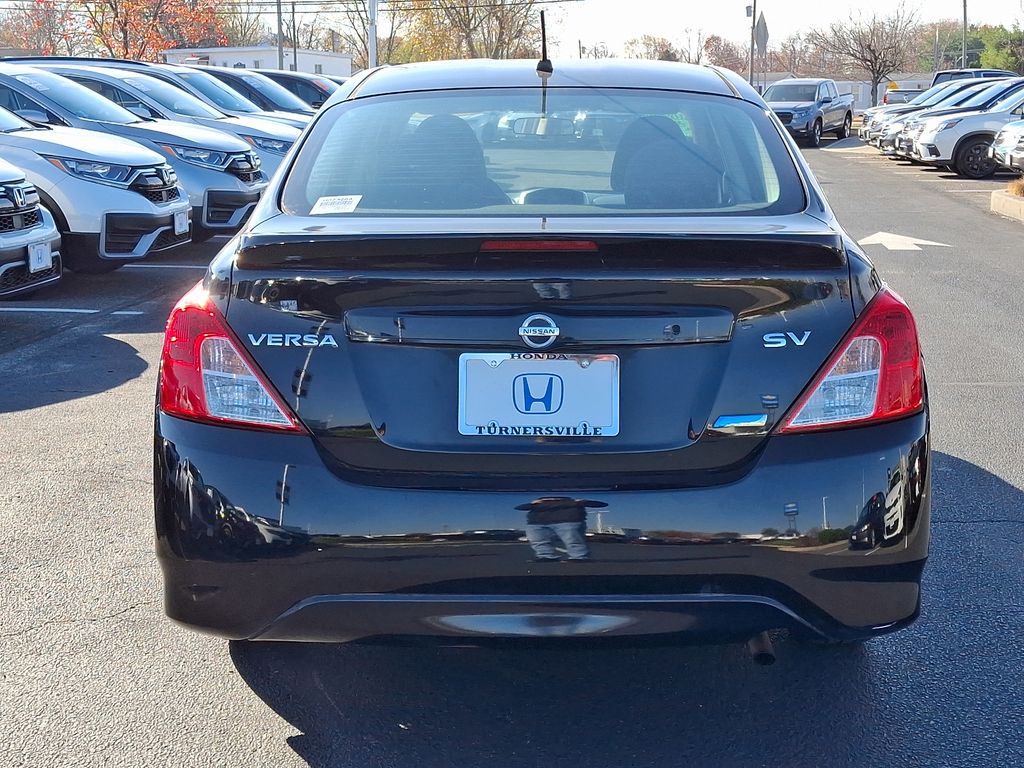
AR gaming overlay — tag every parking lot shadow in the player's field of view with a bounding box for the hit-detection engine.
[227,451,1024,767]
[0,330,148,413]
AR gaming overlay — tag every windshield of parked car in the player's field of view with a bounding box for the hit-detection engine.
[282,88,805,218]
[122,75,224,118]
[955,80,1017,108]
[762,83,818,102]
[989,87,1024,113]
[0,105,37,132]
[177,71,261,113]
[227,72,312,111]
[908,82,958,104]
[922,82,977,106]
[13,70,143,123]
[945,80,1006,107]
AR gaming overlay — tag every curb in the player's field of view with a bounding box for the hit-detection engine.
[990,189,1024,222]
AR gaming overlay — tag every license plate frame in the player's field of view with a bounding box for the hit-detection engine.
[458,352,619,437]
[173,210,189,236]
[27,242,51,273]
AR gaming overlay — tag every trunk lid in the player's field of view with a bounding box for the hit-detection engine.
[224,215,855,490]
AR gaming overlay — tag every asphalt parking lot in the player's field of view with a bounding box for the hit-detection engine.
[3,138,1024,767]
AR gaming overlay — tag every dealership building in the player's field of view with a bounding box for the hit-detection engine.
[163,46,353,76]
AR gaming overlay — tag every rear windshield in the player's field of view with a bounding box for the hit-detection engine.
[763,83,817,102]
[281,88,805,217]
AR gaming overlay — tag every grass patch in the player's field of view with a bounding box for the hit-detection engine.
[1008,177,1024,197]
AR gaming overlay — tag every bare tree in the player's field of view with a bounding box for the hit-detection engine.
[703,35,746,72]
[807,4,919,105]
[408,0,541,61]
[624,35,677,61]
[331,0,411,69]
[220,0,269,47]
[677,28,706,64]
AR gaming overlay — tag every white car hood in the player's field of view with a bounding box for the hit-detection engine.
[213,115,300,141]
[0,155,26,184]
[118,119,251,152]
[0,125,165,165]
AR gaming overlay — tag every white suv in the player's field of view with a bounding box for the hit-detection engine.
[913,88,1024,177]
[0,155,61,297]
[0,106,191,273]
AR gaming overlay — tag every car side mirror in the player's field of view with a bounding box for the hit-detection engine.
[127,105,155,119]
[15,109,50,125]
[821,95,833,104]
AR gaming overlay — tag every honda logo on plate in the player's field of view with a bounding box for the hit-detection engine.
[512,374,564,414]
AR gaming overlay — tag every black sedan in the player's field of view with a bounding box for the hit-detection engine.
[252,68,338,108]
[154,59,930,650]
[197,67,316,117]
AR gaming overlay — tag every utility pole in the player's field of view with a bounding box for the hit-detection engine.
[276,0,284,69]
[291,2,298,72]
[748,0,757,85]
[368,0,379,68]
[962,0,968,67]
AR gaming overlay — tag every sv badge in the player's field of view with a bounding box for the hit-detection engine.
[763,331,811,348]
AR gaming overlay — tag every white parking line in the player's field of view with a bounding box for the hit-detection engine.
[0,307,99,314]
[123,264,207,270]
[0,307,144,315]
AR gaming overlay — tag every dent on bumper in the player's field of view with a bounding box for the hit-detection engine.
[155,411,930,642]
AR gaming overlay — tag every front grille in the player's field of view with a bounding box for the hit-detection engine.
[0,206,41,232]
[0,253,60,294]
[153,229,190,251]
[775,111,793,125]
[129,166,180,205]
[226,153,263,185]
[140,186,181,204]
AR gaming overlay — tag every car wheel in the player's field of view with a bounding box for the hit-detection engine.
[835,113,852,139]
[806,120,822,148]
[955,137,997,179]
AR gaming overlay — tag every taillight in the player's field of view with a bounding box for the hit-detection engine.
[779,288,923,433]
[883,93,889,104]
[159,282,305,432]
[480,240,598,252]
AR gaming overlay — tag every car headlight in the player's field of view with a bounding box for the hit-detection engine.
[937,119,962,132]
[44,157,132,185]
[243,136,293,155]
[161,144,229,169]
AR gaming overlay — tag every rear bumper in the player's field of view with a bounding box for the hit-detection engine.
[155,410,930,643]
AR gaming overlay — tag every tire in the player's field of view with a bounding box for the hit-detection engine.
[955,137,997,179]
[805,119,822,148]
[835,113,852,139]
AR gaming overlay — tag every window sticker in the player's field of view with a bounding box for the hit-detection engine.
[14,75,47,91]
[310,195,362,214]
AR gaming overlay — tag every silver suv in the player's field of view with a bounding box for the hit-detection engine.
[0,64,269,243]
[34,64,299,179]
[0,106,190,273]
[0,155,61,296]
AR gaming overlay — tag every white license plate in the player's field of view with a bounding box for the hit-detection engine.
[28,242,51,273]
[174,210,189,236]
[458,353,619,437]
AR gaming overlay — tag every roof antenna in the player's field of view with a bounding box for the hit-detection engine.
[537,11,553,76]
